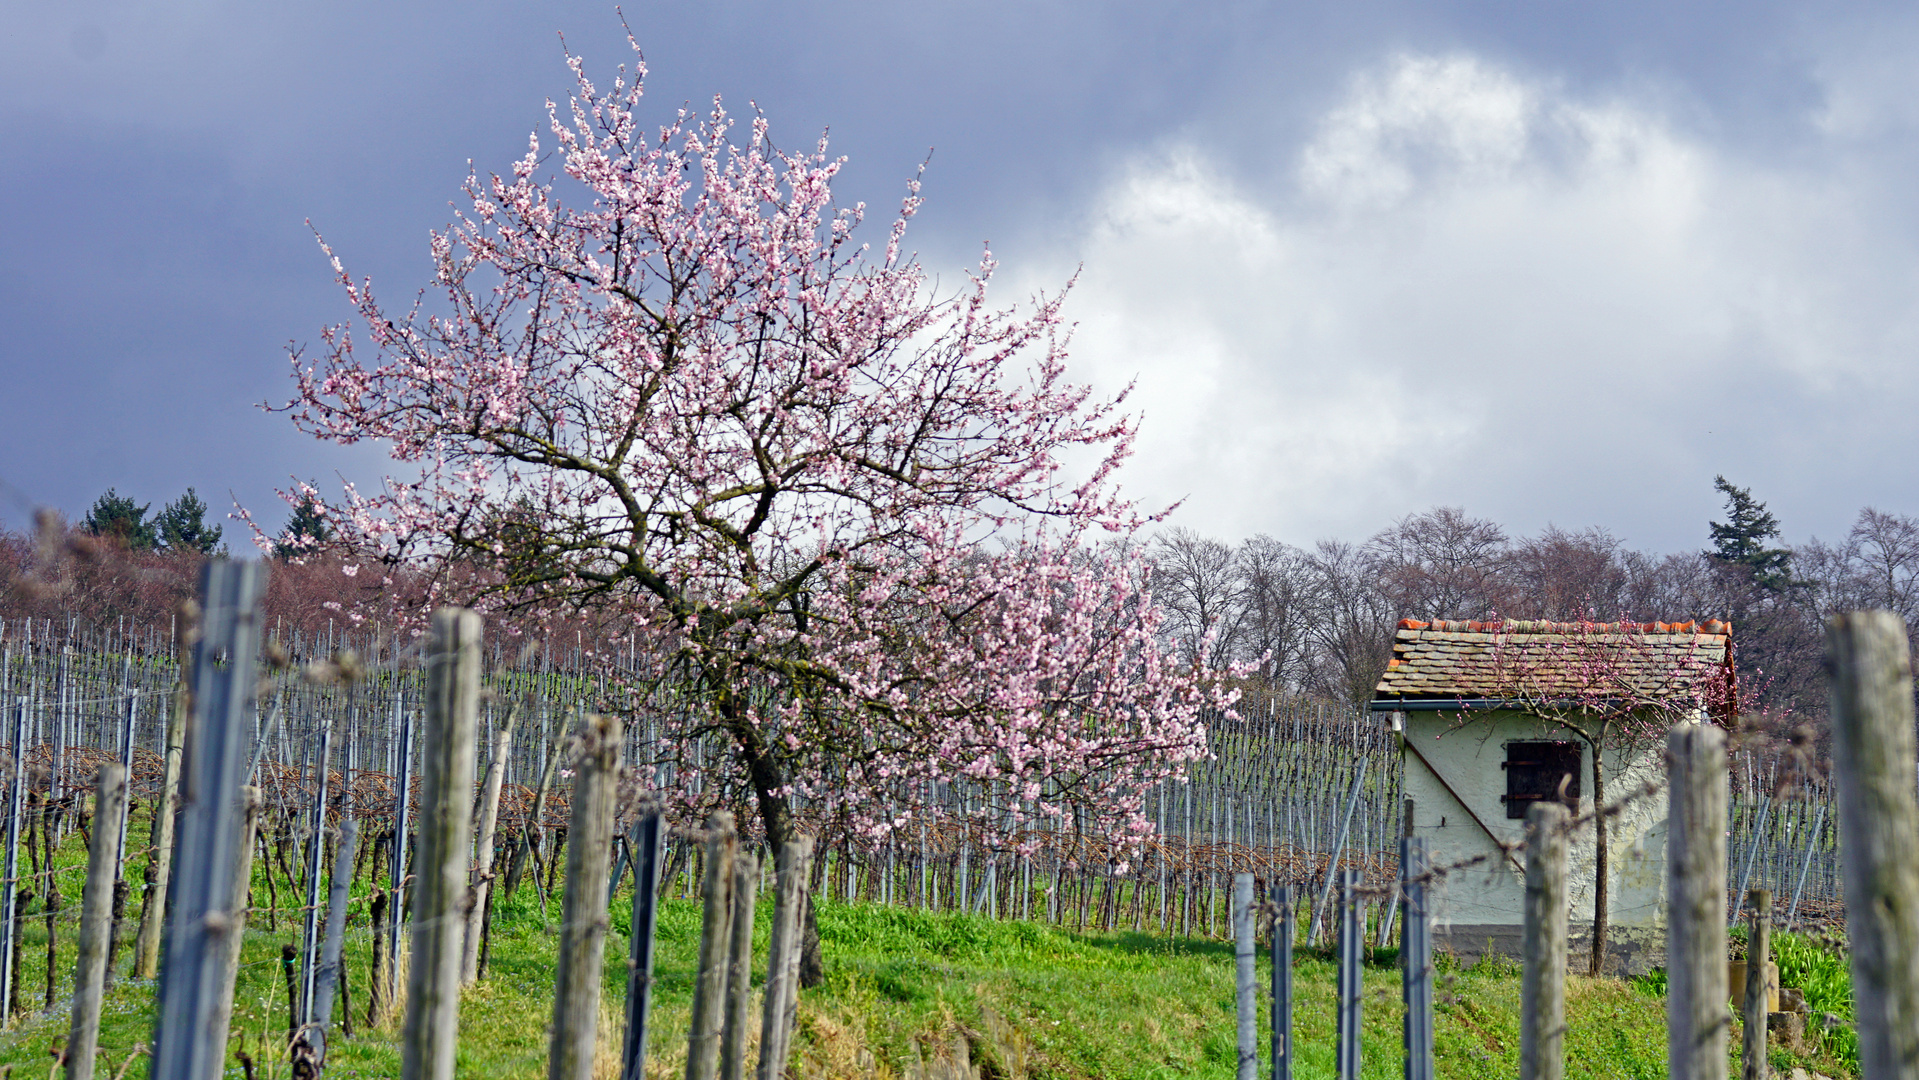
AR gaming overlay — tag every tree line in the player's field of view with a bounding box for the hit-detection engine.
[1145,477,1919,723]
[16,476,1915,734]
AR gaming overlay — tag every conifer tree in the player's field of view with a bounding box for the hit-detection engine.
[1708,475,1794,591]
[156,488,224,554]
[81,489,157,550]
[272,494,333,559]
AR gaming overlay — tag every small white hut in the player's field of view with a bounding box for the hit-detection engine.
[1370,618,1735,973]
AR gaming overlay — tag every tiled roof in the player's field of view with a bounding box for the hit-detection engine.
[1374,618,1734,712]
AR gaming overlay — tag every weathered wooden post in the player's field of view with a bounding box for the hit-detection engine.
[463,722,513,987]
[756,835,814,1080]
[65,763,128,1080]
[1271,883,1292,1080]
[310,819,359,1068]
[1401,837,1433,1080]
[1742,889,1771,1080]
[687,812,737,1080]
[720,850,761,1080]
[150,560,269,1080]
[212,787,263,1074]
[547,714,621,1080]
[1521,801,1568,1080]
[1827,610,1919,1079]
[400,608,483,1080]
[621,812,664,1080]
[1232,873,1257,1080]
[1668,721,1729,1080]
[135,654,190,979]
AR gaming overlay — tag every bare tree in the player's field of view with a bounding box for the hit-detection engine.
[1504,525,1629,620]
[1151,527,1244,668]
[1841,508,1919,620]
[1801,507,1919,664]
[1302,539,1397,706]
[1234,535,1316,691]
[1366,507,1508,620]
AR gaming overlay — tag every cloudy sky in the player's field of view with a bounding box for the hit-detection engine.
[4,1,1916,555]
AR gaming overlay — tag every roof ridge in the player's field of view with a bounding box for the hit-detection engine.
[1396,617,1732,635]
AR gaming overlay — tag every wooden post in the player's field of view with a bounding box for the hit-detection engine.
[134,673,188,978]
[686,813,737,1080]
[150,561,269,1080]
[1231,874,1256,1080]
[400,608,483,1080]
[1827,611,1919,1079]
[720,850,760,1080]
[463,723,513,986]
[1521,801,1568,1080]
[547,714,621,1080]
[310,819,359,1067]
[620,813,664,1080]
[64,763,128,1080]
[1742,889,1771,1080]
[756,835,813,1080]
[213,787,264,1074]
[1668,721,1729,1080]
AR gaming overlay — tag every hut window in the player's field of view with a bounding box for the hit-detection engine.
[1502,741,1581,819]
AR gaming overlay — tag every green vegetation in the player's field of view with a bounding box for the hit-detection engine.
[154,488,223,555]
[79,486,225,553]
[82,488,158,550]
[1709,475,1796,592]
[273,493,334,558]
[0,819,1862,1078]
[1768,929,1858,1072]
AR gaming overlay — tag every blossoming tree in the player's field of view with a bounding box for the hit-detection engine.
[279,36,1233,969]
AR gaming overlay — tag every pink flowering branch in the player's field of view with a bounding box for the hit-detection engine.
[271,29,1236,951]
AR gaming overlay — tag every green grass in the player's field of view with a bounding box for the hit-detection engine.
[1764,929,1858,1073]
[0,819,1864,1079]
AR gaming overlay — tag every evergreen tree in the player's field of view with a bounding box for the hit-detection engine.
[156,488,224,554]
[273,494,334,558]
[81,489,157,550]
[1709,475,1795,591]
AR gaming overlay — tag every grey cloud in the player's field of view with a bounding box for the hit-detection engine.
[0,1,1912,549]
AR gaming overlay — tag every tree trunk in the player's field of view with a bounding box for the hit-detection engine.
[715,687,826,988]
[1588,737,1609,977]
[799,891,823,988]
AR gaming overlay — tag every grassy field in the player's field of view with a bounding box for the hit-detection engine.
[0,820,1862,1079]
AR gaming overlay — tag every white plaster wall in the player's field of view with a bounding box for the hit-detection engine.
[1401,710,1667,935]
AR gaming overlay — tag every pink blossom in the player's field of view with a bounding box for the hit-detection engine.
[271,32,1239,855]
